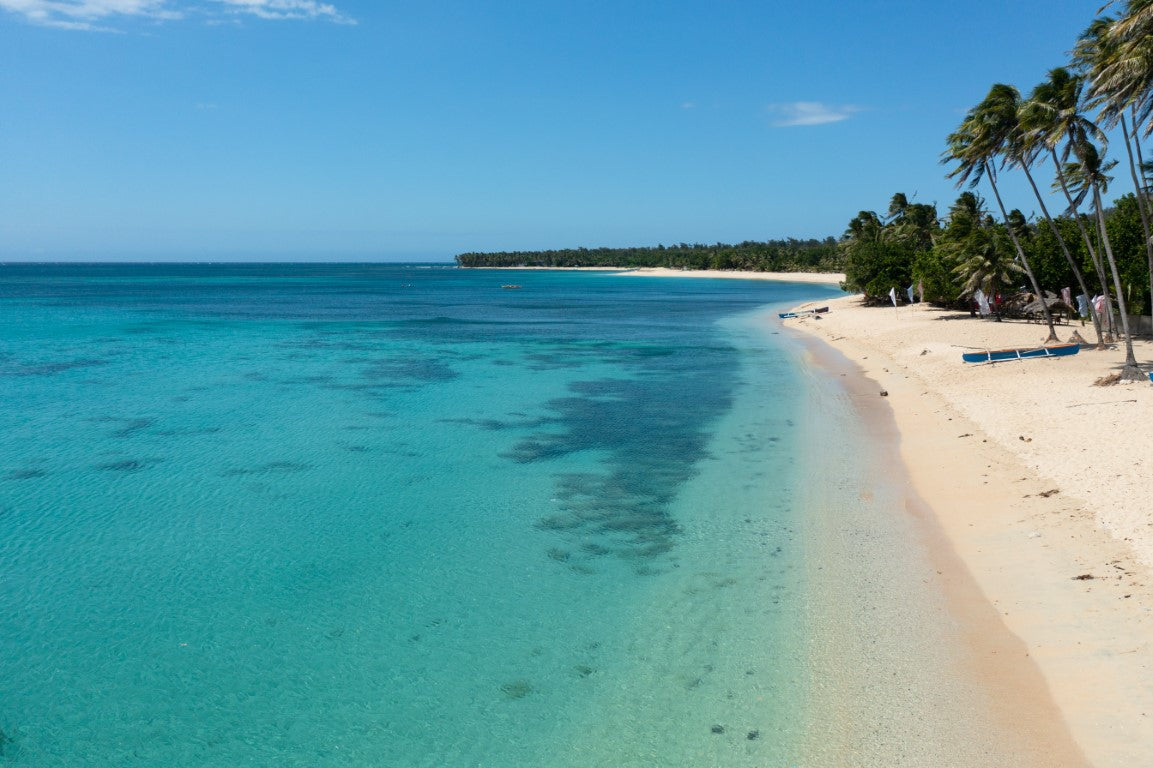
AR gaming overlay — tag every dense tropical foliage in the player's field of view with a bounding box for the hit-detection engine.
[456,239,840,272]
[841,2,1153,379]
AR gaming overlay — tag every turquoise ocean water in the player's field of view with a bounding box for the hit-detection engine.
[1,264,844,766]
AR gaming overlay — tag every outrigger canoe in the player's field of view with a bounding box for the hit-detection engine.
[962,342,1080,364]
[778,306,829,319]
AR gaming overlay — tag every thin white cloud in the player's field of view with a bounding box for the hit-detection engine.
[767,101,861,128]
[0,0,353,29]
[0,0,177,29]
[213,0,352,23]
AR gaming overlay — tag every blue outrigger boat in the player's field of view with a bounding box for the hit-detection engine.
[778,306,829,319]
[962,342,1081,364]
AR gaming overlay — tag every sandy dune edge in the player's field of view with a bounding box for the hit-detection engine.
[785,294,1153,766]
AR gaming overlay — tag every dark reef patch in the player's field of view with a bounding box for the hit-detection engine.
[499,680,534,700]
[439,416,550,432]
[7,358,108,377]
[111,418,156,438]
[221,461,314,477]
[154,426,222,437]
[86,415,157,438]
[5,469,48,480]
[359,357,459,383]
[505,338,735,568]
[282,374,337,386]
[94,458,160,473]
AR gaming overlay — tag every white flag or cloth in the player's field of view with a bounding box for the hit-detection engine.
[889,287,897,307]
[974,289,991,316]
[1093,295,1110,332]
[906,284,914,302]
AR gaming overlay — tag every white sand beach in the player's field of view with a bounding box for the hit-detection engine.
[619,268,846,285]
[784,294,1153,767]
[462,266,847,285]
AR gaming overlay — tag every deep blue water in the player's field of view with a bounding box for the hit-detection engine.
[0,264,842,766]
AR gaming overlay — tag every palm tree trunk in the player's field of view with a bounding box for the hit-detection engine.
[985,169,1058,341]
[1051,147,1116,344]
[1092,183,1142,379]
[1020,162,1103,345]
[1122,113,1153,333]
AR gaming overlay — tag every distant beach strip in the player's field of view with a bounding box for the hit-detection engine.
[463,264,846,285]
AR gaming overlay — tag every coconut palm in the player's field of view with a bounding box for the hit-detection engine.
[942,84,1059,340]
[951,217,1023,305]
[1076,13,1153,343]
[1117,111,1153,327]
[1018,69,1107,346]
[936,194,1021,306]
[1079,15,1146,124]
[1063,143,1143,378]
[1049,162,1118,341]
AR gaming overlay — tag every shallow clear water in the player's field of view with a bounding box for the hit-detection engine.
[0,264,841,766]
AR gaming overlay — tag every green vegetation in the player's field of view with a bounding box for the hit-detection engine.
[844,2,1153,380]
[461,2,1153,380]
[455,239,842,273]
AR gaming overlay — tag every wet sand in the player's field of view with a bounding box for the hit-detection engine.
[790,322,1089,766]
[784,295,1153,767]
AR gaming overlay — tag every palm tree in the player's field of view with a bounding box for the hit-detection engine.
[1088,4,1153,135]
[1064,143,1143,378]
[1118,111,1153,329]
[1049,161,1118,342]
[943,84,1059,340]
[1018,68,1106,346]
[951,217,1023,304]
[1077,13,1153,345]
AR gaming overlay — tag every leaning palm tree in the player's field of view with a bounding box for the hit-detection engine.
[1117,111,1153,330]
[1049,163,1118,342]
[1018,69,1106,346]
[943,84,1059,341]
[951,218,1023,306]
[1064,143,1143,379]
[1082,10,1153,133]
[1031,56,1119,340]
[1077,13,1153,345]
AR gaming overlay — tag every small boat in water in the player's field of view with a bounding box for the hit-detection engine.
[962,342,1080,364]
[501,284,522,290]
[778,306,829,319]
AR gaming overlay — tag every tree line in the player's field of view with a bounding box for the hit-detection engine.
[455,239,842,272]
[842,190,1150,317]
[845,1,1153,381]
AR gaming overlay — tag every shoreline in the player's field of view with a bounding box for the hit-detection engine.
[460,265,846,285]
[790,321,1088,765]
[784,294,1153,766]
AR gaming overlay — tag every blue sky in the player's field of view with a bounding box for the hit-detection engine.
[0,1,1116,261]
